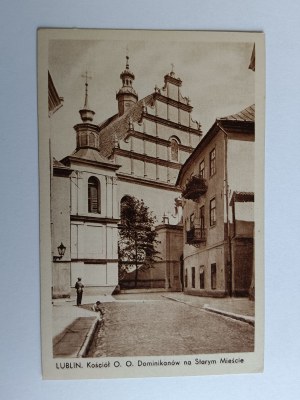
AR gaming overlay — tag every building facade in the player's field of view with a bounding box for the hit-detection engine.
[51,77,120,297]
[98,58,201,223]
[177,105,255,297]
[97,58,202,290]
[50,58,203,296]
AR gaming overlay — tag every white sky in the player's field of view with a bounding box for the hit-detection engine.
[49,39,254,160]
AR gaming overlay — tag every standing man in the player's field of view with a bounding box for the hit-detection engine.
[75,277,84,306]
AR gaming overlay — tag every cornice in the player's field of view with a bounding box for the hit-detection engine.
[71,215,120,224]
[63,155,120,171]
[117,173,181,192]
[154,92,191,112]
[143,113,202,136]
[114,148,182,169]
[71,258,118,264]
[128,130,194,153]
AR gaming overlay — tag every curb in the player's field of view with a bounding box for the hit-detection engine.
[202,306,255,326]
[77,317,100,358]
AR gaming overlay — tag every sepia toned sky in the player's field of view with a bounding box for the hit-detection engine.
[49,38,255,160]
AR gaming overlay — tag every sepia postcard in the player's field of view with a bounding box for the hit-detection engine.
[39,29,265,380]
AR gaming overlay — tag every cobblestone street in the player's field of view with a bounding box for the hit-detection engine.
[87,293,254,357]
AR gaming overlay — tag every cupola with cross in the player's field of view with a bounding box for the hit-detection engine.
[116,56,138,116]
[74,72,100,150]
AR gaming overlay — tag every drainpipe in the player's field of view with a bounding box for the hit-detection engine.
[217,122,232,297]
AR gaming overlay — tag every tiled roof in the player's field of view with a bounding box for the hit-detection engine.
[69,148,116,165]
[53,157,67,168]
[98,94,155,158]
[219,104,255,122]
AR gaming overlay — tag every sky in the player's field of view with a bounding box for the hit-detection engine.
[49,37,255,160]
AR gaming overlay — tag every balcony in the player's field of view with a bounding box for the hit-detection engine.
[186,227,207,246]
[182,175,207,201]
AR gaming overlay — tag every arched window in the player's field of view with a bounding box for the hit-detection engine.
[170,138,179,161]
[88,177,100,213]
[120,195,133,225]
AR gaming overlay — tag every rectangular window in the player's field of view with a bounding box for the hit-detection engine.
[199,160,205,178]
[185,270,188,288]
[192,267,195,288]
[211,263,216,290]
[200,205,205,230]
[209,148,216,176]
[200,266,205,289]
[210,198,216,227]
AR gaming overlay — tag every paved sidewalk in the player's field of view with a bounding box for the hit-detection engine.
[52,295,113,358]
[52,292,255,357]
[162,292,254,315]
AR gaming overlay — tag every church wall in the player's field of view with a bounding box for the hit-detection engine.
[190,133,201,148]
[169,167,179,184]
[51,173,71,298]
[179,110,190,126]
[145,140,156,156]
[156,124,192,147]
[143,119,156,136]
[145,162,156,180]
[157,165,168,182]
[132,137,143,153]
[156,100,167,119]
[167,83,178,101]
[156,224,183,291]
[119,138,131,151]
[70,261,118,294]
[118,179,181,226]
[115,155,131,175]
[133,159,144,177]
[157,143,168,160]
[168,104,179,124]
[51,174,71,259]
[84,224,105,258]
[180,150,192,164]
[66,159,119,295]
[52,263,70,298]
[70,165,117,219]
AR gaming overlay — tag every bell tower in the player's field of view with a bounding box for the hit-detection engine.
[73,72,100,150]
[116,56,138,116]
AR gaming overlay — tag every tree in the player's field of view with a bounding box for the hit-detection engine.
[118,196,160,288]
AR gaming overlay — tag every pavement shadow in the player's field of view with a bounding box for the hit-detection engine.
[53,316,96,358]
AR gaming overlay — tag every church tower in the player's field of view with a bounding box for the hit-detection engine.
[116,56,138,116]
[73,72,100,150]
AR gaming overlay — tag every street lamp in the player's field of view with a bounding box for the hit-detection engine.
[53,242,66,262]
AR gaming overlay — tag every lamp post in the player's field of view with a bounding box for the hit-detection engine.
[53,242,66,262]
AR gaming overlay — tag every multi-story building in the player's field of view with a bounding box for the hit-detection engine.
[176,105,255,297]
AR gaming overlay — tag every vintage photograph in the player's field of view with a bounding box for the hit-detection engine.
[39,29,264,379]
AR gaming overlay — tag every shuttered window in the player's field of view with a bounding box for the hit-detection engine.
[88,177,100,213]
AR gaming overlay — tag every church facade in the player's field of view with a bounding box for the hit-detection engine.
[50,58,202,297]
[98,57,202,225]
